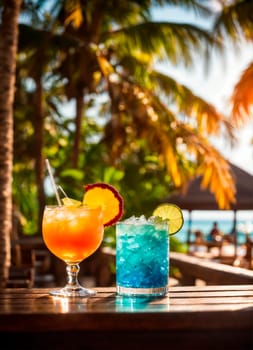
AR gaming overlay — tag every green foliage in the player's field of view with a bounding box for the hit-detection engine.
[11,0,239,251]
[170,236,187,253]
[12,168,38,235]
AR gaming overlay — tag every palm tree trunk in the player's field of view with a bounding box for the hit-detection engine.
[0,0,22,287]
[72,90,84,168]
[33,78,46,234]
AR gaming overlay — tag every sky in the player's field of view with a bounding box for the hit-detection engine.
[151,3,253,176]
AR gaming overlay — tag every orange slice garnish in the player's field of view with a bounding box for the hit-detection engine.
[83,183,124,227]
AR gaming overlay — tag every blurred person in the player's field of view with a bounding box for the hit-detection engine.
[208,221,223,242]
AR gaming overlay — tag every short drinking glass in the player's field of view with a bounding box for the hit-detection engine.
[116,217,169,297]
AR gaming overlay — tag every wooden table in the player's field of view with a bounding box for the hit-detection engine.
[1,285,253,350]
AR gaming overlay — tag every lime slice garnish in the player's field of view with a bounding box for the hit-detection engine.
[153,203,184,235]
[62,197,82,207]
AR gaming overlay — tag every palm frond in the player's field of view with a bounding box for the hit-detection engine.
[18,23,80,51]
[64,0,83,28]
[178,125,236,209]
[97,55,114,77]
[197,152,236,210]
[108,21,221,66]
[150,70,235,139]
[231,61,253,126]
[154,112,235,210]
[112,55,233,141]
[103,76,236,209]
[214,0,253,43]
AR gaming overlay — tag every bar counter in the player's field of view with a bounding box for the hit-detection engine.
[1,285,253,349]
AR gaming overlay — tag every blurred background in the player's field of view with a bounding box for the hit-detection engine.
[1,0,253,287]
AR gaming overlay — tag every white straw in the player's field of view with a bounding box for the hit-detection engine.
[45,159,62,206]
[58,185,68,198]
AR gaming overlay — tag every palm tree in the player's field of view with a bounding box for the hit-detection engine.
[7,0,239,245]
[214,0,253,126]
[16,23,71,233]
[51,0,236,209]
[14,0,81,232]
[0,0,22,286]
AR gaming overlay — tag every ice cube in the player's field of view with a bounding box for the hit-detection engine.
[121,215,148,225]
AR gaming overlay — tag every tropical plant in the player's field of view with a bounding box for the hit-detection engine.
[3,0,242,241]
[15,26,70,231]
[1,0,248,285]
[45,0,237,210]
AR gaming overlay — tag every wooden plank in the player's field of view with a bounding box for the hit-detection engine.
[0,287,253,350]
[170,252,253,285]
[0,306,251,331]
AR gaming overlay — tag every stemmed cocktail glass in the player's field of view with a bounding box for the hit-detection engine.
[42,205,104,297]
[43,160,124,297]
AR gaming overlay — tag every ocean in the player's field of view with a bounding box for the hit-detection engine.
[176,210,253,245]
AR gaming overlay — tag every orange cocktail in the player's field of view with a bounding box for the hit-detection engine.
[42,205,104,264]
[42,181,123,297]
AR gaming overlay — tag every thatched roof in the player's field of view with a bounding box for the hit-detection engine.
[165,163,253,211]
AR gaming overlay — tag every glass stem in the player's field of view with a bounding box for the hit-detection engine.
[66,264,81,288]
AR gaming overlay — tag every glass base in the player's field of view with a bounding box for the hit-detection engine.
[49,285,97,298]
[116,285,168,297]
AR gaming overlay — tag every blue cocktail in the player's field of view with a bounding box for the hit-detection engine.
[116,216,169,296]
